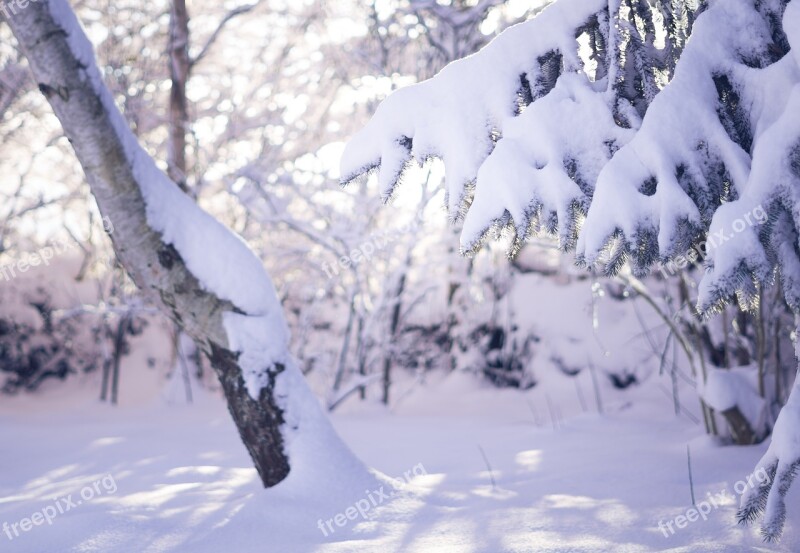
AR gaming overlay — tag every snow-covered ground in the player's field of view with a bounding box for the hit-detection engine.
[1,254,796,552]
[1,363,797,553]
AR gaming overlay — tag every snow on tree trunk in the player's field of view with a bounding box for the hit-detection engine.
[7,0,366,489]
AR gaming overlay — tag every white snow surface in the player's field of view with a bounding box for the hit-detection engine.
[1,368,797,553]
[2,257,798,552]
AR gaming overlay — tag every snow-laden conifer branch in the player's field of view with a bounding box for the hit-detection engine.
[578,0,795,288]
[343,0,800,538]
[341,0,609,225]
[341,0,704,255]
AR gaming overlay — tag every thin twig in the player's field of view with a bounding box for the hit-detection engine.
[574,378,588,413]
[687,444,696,506]
[545,393,560,430]
[477,445,497,490]
[588,361,604,415]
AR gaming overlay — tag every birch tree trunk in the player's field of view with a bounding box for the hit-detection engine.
[5,0,300,487]
[167,0,190,192]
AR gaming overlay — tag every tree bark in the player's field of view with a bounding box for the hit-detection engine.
[5,0,292,486]
[382,270,407,405]
[721,405,757,445]
[167,0,190,192]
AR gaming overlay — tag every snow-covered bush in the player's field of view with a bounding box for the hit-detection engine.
[0,284,146,395]
[0,288,97,393]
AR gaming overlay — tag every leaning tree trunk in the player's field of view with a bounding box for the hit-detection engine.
[4,0,318,487]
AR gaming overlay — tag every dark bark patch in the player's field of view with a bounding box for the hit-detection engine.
[209,342,290,487]
[38,83,69,101]
[157,243,183,271]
